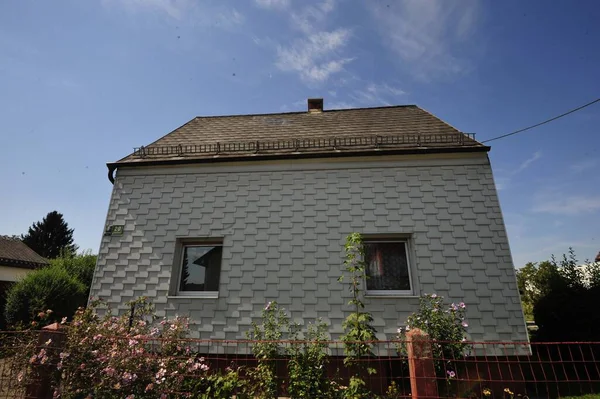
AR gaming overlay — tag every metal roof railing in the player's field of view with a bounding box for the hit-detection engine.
[133,133,478,158]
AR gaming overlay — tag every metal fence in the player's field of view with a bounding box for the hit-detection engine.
[1,330,599,399]
[132,133,479,159]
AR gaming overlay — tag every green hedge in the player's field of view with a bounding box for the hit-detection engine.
[4,266,86,327]
[49,252,97,296]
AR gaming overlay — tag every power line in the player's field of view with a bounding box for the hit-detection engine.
[481,98,600,144]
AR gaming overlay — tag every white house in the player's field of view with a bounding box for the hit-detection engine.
[0,235,49,328]
[90,99,528,343]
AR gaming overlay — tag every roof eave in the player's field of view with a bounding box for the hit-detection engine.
[106,146,491,183]
[0,257,49,270]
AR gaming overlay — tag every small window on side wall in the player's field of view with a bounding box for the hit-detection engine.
[364,239,412,296]
[177,242,223,297]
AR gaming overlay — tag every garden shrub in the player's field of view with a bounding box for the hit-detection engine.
[16,297,244,399]
[287,319,330,398]
[245,301,289,399]
[4,266,86,327]
[396,293,470,377]
[339,233,378,399]
[49,252,97,295]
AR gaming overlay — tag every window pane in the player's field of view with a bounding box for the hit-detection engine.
[364,242,410,291]
[179,246,222,292]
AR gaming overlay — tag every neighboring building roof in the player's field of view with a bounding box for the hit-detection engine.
[595,251,600,263]
[0,236,49,269]
[109,102,488,177]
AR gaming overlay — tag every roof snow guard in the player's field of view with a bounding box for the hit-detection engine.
[132,132,478,159]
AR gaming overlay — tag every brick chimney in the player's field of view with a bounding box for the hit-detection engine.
[307,98,323,113]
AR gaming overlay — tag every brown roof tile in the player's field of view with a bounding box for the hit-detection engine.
[0,236,49,269]
[113,104,486,166]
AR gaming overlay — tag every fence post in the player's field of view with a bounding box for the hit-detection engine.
[25,323,66,399]
[406,328,438,399]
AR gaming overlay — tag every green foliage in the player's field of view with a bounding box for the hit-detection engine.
[4,266,86,327]
[287,319,330,399]
[49,252,97,296]
[396,294,470,376]
[339,233,378,398]
[245,301,289,399]
[530,249,600,341]
[21,211,77,259]
[15,298,244,399]
[4,253,97,327]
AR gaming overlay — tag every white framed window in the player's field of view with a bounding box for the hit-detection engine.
[176,242,223,297]
[364,239,413,296]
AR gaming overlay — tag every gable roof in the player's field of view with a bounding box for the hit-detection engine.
[0,236,49,269]
[108,104,488,180]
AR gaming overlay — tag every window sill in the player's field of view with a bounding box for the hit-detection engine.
[168,293,219,299]
[365,292,417,298]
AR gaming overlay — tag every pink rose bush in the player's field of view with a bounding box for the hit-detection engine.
[16,297,241,399]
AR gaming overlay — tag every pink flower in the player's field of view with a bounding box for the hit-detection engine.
[145,383,154,392]
[160,394,167,399]
[459,302,466,309]
[17,372,24,382]
[60,317,68,324]
[125,395,135,399]
[57,362,63,370]
[79,363,86,370]
[265,301,272,311]
[431,294,437,298]
[38,312,46,318]
[60,352,70,360]
[462,322,469,328]
[93,334,103,341]
[128,339,138,346]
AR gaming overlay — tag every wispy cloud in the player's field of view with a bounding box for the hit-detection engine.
[254,0,290,10]
[514,151,542,174]
[570,159,597,173]
[276,28,353,83]
[349,83,406,105]
[534,196,600,215]
[328,101,356,110]
[258,0,352,84]
[103,0,244,27]
[368,0,480,80]
[494,151,542,190]
[291,0,336,34]
[102,0,193,19]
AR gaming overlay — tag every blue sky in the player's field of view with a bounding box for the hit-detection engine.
[0,0,598,267]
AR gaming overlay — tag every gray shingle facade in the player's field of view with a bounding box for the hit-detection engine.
[90,153,528,343]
